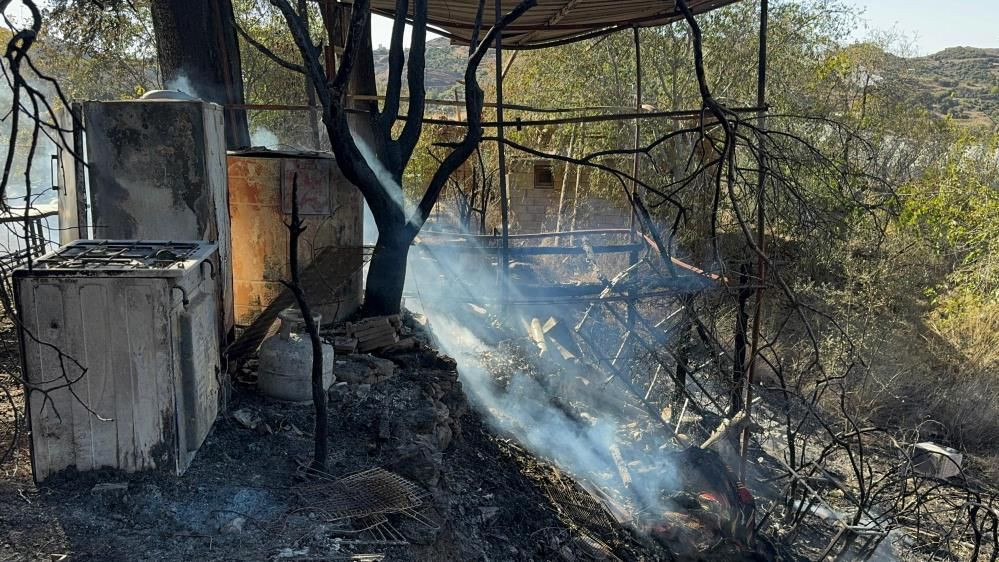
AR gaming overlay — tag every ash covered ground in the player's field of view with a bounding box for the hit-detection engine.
[1,304,934,562]
[0,314,663,561]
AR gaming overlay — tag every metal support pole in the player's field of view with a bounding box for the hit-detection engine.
[627,27,643,329]
[740,0,769,481]
[495,0,511,310]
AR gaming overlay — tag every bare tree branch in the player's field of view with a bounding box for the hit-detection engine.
[235,20,306,74]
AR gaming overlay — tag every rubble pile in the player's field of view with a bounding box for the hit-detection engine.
[324,314,464,492]
[342,314,420,354]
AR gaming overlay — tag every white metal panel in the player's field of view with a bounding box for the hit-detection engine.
[22,282,78,477]
[19,277,180,479]
[175,284,220,470]
[55,107,82,245]
[123,281,176,472]
[73,282,116,471]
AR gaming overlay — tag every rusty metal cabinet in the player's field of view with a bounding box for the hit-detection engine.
[227,150,363,325]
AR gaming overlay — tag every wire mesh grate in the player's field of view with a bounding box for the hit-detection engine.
[298,467,428,520]
[295,467,439,547]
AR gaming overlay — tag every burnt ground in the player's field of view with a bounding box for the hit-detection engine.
[4,305,959,562]
[0,322,660,562]
[0,415,591,561]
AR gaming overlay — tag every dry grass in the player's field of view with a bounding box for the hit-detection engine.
[913,302,999,451]
[928,301,999,373]
[855,315,999,455]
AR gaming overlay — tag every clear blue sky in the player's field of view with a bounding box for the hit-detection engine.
[843,0,999,54]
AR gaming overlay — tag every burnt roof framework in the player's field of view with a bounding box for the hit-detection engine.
[367,0,743,48]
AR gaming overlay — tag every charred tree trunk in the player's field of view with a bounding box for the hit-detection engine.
[272,0,537,316]
[364,229,411,316]
[730,264,752,416]
[325,2,405,317]
[150,0,250,149]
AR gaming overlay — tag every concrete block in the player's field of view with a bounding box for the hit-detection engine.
[912,442,963,479]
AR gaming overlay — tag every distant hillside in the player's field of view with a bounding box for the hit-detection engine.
[894,47,999,126]
[373,37,479,98]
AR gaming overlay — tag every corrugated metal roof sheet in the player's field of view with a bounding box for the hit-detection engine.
[368,0,744,48]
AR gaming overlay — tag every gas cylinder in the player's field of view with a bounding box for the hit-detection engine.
[257,308,335,402]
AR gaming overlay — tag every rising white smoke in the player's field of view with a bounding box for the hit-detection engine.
[250,127,281,149]
[164,73,199,99]
[362,201,378,245]
[348,118,682,512]
[352,134,421,233]
[406,237,680,515]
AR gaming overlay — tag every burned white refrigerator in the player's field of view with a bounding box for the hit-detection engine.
[55,97,234,339]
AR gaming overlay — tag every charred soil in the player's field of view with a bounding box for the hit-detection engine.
[0,317,667,561]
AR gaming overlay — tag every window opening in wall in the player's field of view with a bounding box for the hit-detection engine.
[533,163,554,189]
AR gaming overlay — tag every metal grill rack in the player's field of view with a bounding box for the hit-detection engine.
[296,467,439,546]
[301,467,428,520]
[541,470,625,561]
[34,241,202,271]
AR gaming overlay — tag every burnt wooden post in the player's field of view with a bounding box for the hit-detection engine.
[285,174,328,471]
[630,26,643,238]
[494,0,511,309]
[297,0,322,149]
[672,316,691,425]
[72,102,88,240]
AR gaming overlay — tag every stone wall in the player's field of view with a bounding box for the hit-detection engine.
[506,159,565,233]
[499,159,631,234]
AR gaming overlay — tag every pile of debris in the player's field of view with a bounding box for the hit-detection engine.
[326,313,466,492]
[527,315,582,364]
[439,300,787,560]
